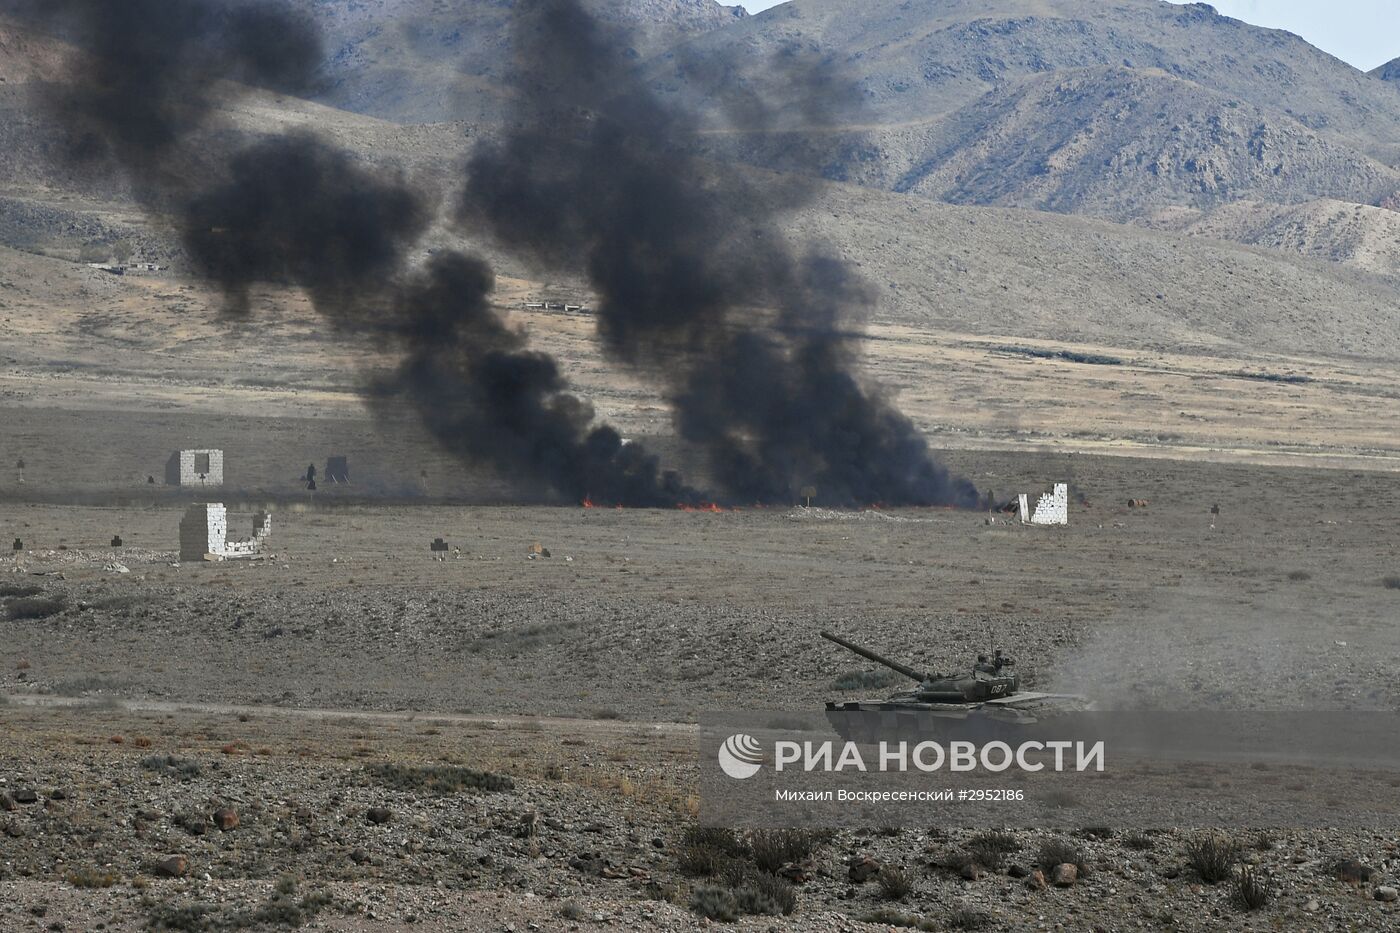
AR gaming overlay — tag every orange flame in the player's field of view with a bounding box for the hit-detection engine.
[678,502,726,513]
[581,496,623,510]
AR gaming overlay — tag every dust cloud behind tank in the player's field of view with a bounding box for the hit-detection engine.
[820,630,1092,744]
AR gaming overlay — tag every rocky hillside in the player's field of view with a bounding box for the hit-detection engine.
[292,0,745,123]
[693,63,1400,220]
[874,67,1400,220]
[1373,57,1400,84]
[0,17,66,82]
[651,0,1400,268]
[657,0,1400,159]
[1148,198,1400,281]
[3,0,1400,359]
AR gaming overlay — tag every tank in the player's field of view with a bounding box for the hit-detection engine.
[821,630,1092,743]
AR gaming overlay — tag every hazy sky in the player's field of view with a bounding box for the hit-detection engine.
[719,1,1395,72]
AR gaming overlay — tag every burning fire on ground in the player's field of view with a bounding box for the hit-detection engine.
[582,496,728,512]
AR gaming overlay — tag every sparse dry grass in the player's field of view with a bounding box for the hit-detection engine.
[1235,865,1274,910]
[67,867,120,888]
[1186,834,1241,884]
[1037,838,1087,874]
[964,830,1019,870]
[5,594,65,620]
[748,829,834,874]
[877,865,914,900]
[364,762,513,793]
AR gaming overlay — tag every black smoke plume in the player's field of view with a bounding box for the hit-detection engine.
[461,0,978,507]
[179,133,429,315]
[14,0,321,198]
[378,252,697,507]
[19,0,697,505]
[179,134,694,503]
[20,0,975,507]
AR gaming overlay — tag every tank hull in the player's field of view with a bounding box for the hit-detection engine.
[824,693,1093,745]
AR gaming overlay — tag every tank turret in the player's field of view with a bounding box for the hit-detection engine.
[821,630,1018,703]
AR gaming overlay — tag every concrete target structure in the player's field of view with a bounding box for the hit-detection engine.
[180,503,271,561]
[1020,483,1068,526]
[166,449,224,486]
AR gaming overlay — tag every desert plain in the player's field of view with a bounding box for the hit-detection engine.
[4,277,1400,928]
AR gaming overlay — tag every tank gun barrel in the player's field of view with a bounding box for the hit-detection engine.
[820,631,928,682]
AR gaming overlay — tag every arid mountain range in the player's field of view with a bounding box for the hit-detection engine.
[2,0,1399,363]
[287,0,747,123]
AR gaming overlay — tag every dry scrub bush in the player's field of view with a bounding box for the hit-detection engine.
[676,827,747,877]
[1037,838,1087,874]
[679,828,800,920]
[747,828,833,873]
[1186,833,1241,884]
[365,762,512,793]
[1235,865,1274,910]
[965,830,1019,870]
[139,754,202,780]
[689,885,739,922]
[877,865,914,900]
[949,908,993,930]
[67,867,120,888]
[5,595,65,620]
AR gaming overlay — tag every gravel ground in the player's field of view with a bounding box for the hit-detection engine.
[3,451,1400,929]
[1,703,1398,932]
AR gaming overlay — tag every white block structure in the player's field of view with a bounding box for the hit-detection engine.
[1020,483,1068,526]
[179,503,271,561]
[166,449,224,486]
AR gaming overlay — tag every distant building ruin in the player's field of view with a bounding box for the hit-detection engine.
[1018,483,1068,526]
[179,503,271,561]
[325,456,349,484]
[166,449,224,487]
[87,262,163,275]
[522,299,587,313]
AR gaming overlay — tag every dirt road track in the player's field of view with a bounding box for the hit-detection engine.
[1,691,697,737]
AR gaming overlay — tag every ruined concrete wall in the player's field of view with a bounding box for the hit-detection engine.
[179,503,228,560]
[179,504,270,561]
[222,511,272,557]
[1029,483,1068,525]
[1016,483,1068,526]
